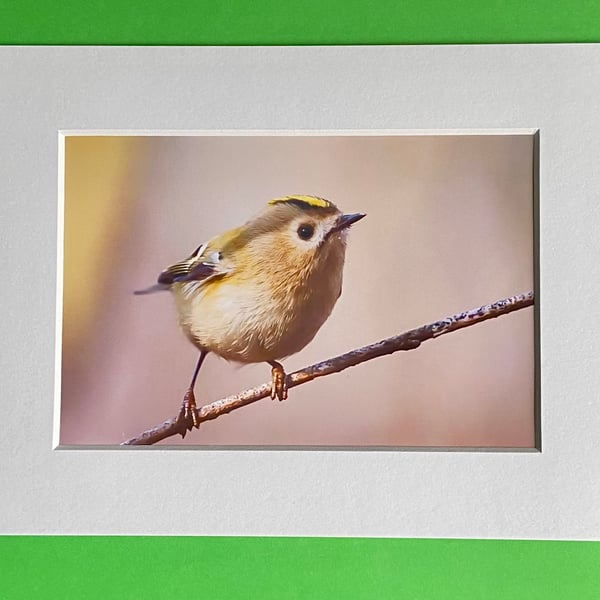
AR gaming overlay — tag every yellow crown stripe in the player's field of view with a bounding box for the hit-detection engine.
[268,195,333,209]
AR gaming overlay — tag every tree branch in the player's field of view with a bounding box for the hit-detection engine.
[121,291,534,446]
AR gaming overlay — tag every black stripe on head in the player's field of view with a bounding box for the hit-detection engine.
[268,195,337,213]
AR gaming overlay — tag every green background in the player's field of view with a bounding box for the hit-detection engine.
[3,0,600,44]
[1,537,599,599]
[2,1,599,598]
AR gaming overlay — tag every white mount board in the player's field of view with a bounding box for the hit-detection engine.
[1,45,599,538]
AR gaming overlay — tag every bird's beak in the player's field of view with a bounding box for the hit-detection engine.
[332,212,366,233]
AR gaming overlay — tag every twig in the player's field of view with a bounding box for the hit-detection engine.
[121,291,534,445]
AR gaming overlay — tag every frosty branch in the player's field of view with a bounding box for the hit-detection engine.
[121,291,534,446]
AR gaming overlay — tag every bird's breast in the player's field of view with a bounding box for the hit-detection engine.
[174,262,344,363]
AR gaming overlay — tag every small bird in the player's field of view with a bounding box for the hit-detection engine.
[135,195,365,435]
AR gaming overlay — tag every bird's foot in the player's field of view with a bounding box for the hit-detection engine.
[175,387,201,438]
[269,361,288,401]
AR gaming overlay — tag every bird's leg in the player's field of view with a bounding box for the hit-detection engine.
[175,350,208,437]
[268,360,288,401]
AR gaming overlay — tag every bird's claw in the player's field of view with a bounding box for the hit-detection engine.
[270,363,288,401]
[175,387,201,437]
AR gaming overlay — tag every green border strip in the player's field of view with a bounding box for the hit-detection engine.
[2,0,600,45]
[1,537,599,599]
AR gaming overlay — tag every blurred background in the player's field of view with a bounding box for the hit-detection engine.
[60,134,534,447]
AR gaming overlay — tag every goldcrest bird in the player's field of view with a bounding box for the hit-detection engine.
[135,195,365,435]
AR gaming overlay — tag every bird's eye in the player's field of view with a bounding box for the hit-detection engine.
[297,223,315,240]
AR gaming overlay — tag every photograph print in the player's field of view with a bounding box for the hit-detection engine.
[58,132,535,447]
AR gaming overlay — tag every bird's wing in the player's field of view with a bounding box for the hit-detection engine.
[134,242,231,295]
[158,242,231,285]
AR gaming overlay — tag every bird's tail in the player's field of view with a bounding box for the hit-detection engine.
[133,283,170,295]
